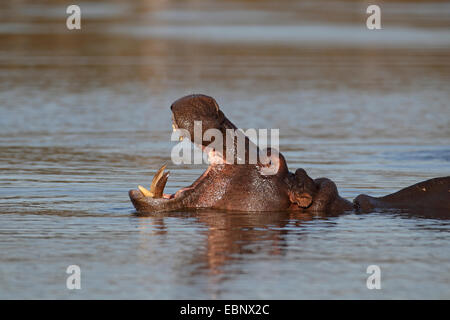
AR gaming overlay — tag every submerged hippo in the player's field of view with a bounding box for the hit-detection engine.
[129,94,450,215]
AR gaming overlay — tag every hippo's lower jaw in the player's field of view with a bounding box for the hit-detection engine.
[129,156,291,214]
[129,188,189,213]
[129,162,213,213]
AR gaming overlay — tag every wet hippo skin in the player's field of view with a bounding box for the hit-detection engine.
[129,94,450,215]
[287,168,354,213]
[353,177,450,212]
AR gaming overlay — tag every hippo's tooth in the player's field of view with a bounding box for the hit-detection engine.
[172,123,183,141]
[149,164,167,196]
[152,171,169,198]
[138,185,153,197]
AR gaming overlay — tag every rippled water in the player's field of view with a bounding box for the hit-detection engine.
[0,0,449,299]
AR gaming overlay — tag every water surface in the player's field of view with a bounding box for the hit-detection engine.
[0,0,449,299]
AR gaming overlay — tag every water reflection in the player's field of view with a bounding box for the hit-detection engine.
[135,210,340,276]
[128,207,450,299]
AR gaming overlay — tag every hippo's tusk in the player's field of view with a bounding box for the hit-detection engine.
[150,164,167,194]
[137,164,169,198]
[138,185,153,197]
[152,171,169,198]
[147,163,169,198]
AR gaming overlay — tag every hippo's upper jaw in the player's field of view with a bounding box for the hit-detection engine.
[129,94,293,214]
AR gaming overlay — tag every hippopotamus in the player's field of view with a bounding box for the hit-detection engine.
[129,94,450,215]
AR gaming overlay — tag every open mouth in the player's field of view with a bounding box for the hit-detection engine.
[137,163,171,199]
[131,122,223,209]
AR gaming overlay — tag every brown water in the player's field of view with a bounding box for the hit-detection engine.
[0,0,449,299]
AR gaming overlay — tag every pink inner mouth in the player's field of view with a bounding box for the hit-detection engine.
[157,148,223,200]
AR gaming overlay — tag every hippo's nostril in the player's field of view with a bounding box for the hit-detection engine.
[353,194,375,212]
